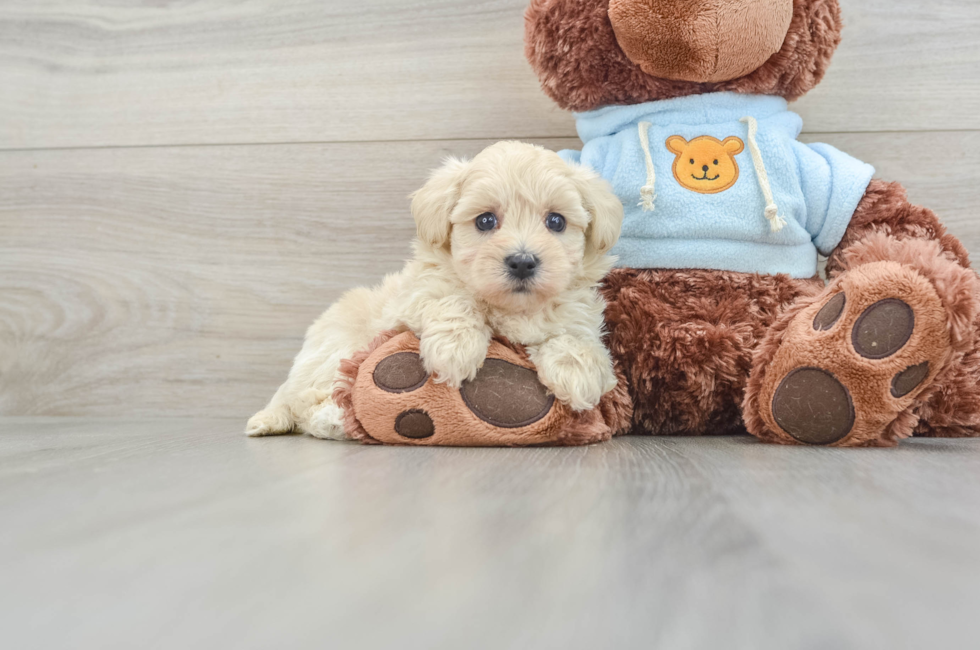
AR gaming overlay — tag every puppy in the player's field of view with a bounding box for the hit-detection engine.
[246,141,624,440]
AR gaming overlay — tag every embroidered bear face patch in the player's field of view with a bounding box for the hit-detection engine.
[666,135,745,194]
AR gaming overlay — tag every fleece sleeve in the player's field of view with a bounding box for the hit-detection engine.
[558,149,582,165]
[559,137,611,176]
[792,141,876,256]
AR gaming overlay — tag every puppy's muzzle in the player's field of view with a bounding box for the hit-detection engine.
[505,253,539,281]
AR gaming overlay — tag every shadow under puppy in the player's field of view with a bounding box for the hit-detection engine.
[247,141,624,440]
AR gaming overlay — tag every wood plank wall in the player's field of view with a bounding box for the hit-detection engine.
[1,0,979,418]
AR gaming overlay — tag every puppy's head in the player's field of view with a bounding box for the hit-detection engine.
[411,141,623,313]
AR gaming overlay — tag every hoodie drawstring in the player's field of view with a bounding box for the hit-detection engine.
[638,115,786,232]
[637,121,656,212]
[740,116,786,233]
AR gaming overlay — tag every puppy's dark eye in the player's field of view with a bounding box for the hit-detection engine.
[545,212,566,233]
[713,159,719,165]
[475,213,498,232]
[690,159,695,164]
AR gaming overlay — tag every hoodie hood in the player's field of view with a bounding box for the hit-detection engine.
[573,93,793,143]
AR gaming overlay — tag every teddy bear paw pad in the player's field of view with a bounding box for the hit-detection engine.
[759,262,951,446]
[373,352,429,393]
[393,409,435,439]
[771,367,855,445]
[460,359,555,428]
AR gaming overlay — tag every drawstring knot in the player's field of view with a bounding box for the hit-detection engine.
[740,116,786,233]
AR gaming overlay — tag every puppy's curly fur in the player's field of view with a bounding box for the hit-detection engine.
[246,142,624,440]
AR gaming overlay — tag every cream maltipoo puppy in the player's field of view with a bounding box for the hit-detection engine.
[246,141,624,440]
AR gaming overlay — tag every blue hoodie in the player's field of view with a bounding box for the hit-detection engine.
[560,92,875,278]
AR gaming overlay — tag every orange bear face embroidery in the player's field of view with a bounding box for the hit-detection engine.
[666,135,745,194]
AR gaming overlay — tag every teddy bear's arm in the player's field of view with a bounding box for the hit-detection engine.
[825,179,971,279]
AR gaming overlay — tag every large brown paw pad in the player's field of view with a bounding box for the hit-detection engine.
[772,367,855,445]
[342,331,617,446]
[761,262,951,446]
[460,359,555,428]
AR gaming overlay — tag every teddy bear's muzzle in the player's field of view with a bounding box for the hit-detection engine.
[607,0,794,83]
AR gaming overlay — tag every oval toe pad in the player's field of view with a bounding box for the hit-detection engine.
[460,359,555,428]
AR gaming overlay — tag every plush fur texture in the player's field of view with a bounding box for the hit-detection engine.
[840,235,980,441]
[525,0,842,111]
[246,141,624,440]
[745,231,980,447]
[608,0,794,83]
[826,180,972,277]
[748,259,955,446]
[912,313,980,438]
[825,185,980,442]
[601,268,823,435]
[333,330,633,446]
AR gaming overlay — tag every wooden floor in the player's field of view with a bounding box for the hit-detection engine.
[3,1,980,647]
[1,418,978,649]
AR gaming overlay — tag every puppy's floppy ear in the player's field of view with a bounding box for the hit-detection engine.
[410,156,471,248]
[570,164,624,256]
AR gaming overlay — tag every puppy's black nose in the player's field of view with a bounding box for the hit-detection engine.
[505,253,539,280]
[702,165,710,172]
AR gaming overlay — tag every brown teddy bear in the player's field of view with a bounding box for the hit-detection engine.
[524,0,980,446]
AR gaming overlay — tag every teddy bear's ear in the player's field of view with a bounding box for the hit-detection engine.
[410,157,472,248]
[570,165,624,257]
[666,135,688,155]
[723,137,745,156]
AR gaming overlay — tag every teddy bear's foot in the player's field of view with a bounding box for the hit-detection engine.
[747,261,954,447]
[332,331,632,446]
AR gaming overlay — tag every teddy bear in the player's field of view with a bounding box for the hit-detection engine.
[521,0,980,446]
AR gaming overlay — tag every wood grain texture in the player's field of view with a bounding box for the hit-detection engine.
[0,0,978,149]
[1,420,978,650]
[2,132,979,418]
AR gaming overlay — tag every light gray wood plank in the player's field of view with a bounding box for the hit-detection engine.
[0,419,977,650]
[2,132,979,418]
[0,138,563,418]
[803,131,980,259]
[0,0,978,150]
[0,0,562,149]
[793,0,980,133]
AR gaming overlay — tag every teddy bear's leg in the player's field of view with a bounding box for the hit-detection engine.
[601,268,823,436]
[912,321,980,438]
[334,331,633,446]
[745,181,980,446]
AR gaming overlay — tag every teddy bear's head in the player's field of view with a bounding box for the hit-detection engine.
[525,0,843,112]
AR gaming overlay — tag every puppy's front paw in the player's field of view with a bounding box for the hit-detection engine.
[419,328,490,388]
[533,337,617,411]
